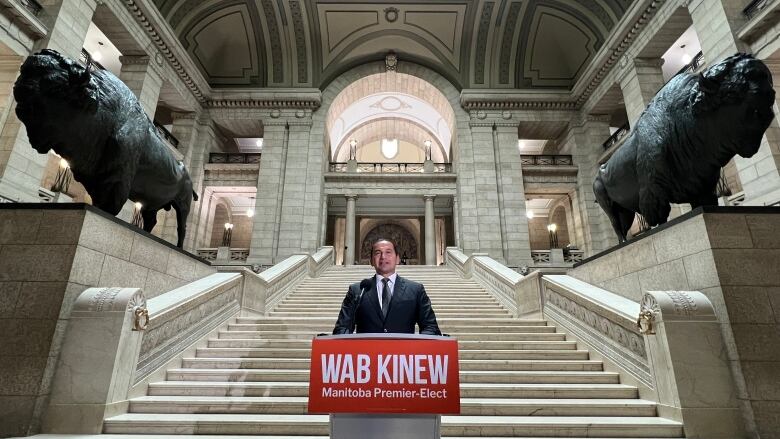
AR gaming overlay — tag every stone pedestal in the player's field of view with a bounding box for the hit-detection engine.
[0,204,214,437]
[569,207,780,437]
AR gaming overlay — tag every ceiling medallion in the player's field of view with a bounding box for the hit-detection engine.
[370,96,411,112]
[385,51,398,71]
[384,7,399,22]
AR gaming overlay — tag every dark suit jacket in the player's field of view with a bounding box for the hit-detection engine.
[332,274,441,335]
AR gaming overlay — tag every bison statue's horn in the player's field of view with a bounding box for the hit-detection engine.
[697,73,719,95]
[69,64,91,87]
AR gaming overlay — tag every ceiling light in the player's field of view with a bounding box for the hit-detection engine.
[681,53,692,64]
[526,211,534,219]
[246,209,254,217]
[424,139,432,148]
[92,51,102,62]
[255,139,263,147]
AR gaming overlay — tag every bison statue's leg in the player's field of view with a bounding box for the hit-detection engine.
[594,174,631,242]
[141,208,158,234]
[171,188,195,248]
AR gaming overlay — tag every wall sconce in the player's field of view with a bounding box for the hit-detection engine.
[222,222,234,247]
[547,223,558,248]
[131,202,143,228]
[349,139,358,161]
[424,139,432,161]
[51,158,73,194]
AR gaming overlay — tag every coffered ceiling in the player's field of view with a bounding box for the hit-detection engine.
[152,0,634,90]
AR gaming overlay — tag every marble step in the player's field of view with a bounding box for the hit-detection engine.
[148,381,639,399]
[165,369,620,384]
[212,336,566,347]
[274,302,504,309]
[182,357,603,371]
[223,323,542,333]
[266,311,513,318]
[206,339,585,353]
[234,317,549,326]
[102,413,683,437]
[196,347,592,361]
[217,332,570,344]
[128,396,656,417]
[226,324,557,333]
[13,435,687,439]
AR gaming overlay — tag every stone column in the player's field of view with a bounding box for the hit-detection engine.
[452,195,461,248]
[618,57,665,126]
[494,124,532,267]
[0,0,98,202]
[688,0,780,206]
[118,55,163,119]
[424,195,436,265]
[248,121,288,265]
[466,122,504,262]
[566,116,616,256]
[277,118,316,260]
[344,194,357,265]
[168,112,202,250]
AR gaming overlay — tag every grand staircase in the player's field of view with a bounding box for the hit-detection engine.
[103,266,684,438]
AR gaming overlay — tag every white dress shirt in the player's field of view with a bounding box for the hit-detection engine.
[375,272,398,310]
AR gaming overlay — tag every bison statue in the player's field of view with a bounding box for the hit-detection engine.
[594,53,776,242]
[13,49,197,247]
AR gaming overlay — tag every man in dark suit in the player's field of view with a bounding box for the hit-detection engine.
[332,238,441,335]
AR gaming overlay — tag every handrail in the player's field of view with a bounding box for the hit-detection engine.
[18,0,43,16]
[209,152,262,164]
[329,162,453,173]
[79,48,105,71]
[743,0,773,19]
[153,121,180,148]
[520,155,573,166]
[602,123,630,151]
[675,51,705,76]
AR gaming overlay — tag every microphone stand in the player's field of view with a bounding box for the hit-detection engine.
[349,281,369,333]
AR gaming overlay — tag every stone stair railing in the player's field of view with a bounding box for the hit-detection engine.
[42,246,334,434]
[447,245,745,438]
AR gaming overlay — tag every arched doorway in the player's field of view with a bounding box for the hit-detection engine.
[360,223,419,265]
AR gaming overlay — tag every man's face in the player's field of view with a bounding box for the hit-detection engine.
[371,241,400,276]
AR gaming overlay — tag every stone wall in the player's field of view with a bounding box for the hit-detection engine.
[568,207,780,437]
[0,204,214,436]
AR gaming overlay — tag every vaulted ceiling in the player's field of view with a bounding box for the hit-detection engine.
[152,0,634,90]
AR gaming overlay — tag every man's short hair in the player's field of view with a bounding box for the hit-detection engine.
[372,238,398,254]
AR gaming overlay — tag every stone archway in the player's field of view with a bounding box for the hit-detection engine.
[360,223,419,264]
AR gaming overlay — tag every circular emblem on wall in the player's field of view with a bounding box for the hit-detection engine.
[378,96,403,111]
[384,7,399,22]
[295,109,305,118]
[502,111,512,120]
[154,52,164,67]
[270,109,281,118]
[477,111,487,120]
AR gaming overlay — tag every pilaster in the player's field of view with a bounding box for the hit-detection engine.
[467,117,504,263]
[119,55,163,119]
[618,58,665,126]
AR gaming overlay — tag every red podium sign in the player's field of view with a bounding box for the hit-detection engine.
[308,334,460,414]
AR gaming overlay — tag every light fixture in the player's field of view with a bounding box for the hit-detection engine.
[349,138,358,160]
[526,210,534,219]
[424,139,432,161]
[681,53,692,65]
[222,223,233,247]
[518,140,525,149]
[246,209,254,217]
[92,51,102,62]
[381,138,398,159]
[224,222,233,230]
[135,202,143,210]
[547,223,558,248]
[547,223,557,232]
[255,138,263,147]
[131,202,144,228]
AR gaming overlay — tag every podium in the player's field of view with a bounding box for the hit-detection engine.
[308,333,460,439]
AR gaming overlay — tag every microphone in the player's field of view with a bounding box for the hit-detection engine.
[350,279,372,333]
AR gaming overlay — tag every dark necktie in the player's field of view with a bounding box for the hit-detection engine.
[381,278,391,318]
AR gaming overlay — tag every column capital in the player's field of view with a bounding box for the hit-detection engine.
[345,194,358,200]
[423,194,436,201]
[119,55,151,66]
[171,111,199,121]
[617,55,664,83]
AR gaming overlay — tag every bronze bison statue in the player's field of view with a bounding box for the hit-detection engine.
[14,49,197,247]
[594,53,776,242]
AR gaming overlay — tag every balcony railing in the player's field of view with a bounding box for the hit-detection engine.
[196,248,250,262]
[602,123,630,151]
[676,51,705,76]
[743,0,774,19]
[153,121,180,149]
[530,249,584,264]
[79,49,105,71]
[328,162,453,173]
[520,155,573,166]
[209,153,262,164]
[18,0,43,16]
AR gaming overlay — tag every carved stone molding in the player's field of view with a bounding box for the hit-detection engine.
[204,99,320,109]
[641,290,717,324]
